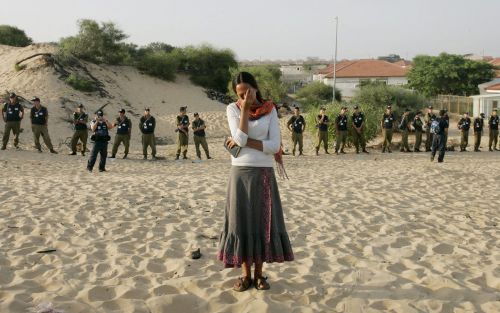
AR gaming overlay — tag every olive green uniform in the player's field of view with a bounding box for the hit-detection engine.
[457,117,471,151]
[315,114,329,154]
[399,114,411,152]
[192,118,210,159]
[335,114,348,153]
[352,112,366,153]
[412,116,423,151]
[71,112,88,154]
[287,115,305,155]
[2,102,24,149]
[30,105,55,151]
[140,115,156,158]
[176,115,190,159]
[111,116,132,157]
[473,117,484,151]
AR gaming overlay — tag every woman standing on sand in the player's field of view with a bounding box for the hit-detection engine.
[218,72,294,291]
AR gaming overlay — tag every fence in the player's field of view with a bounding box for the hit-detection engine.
[429,95,473,114]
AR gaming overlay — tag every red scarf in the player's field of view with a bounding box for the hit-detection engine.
[236,100,288,179]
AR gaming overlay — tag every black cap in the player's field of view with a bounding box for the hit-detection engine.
[294,106,300,110]
[416,110,422,115]
[193,112,199,116]
[464,112,469,115]
[353,105,359,109]
[9,93,16,98]
[180,106,187,111]
[31,97,40,102]
[493,108,498,111]
[97,110,104,116]
[439,109,446,116]
[480,112,485,117]
[144,107,150,111]
[78,104,84,108]
[119,108,126,113]
[405,108,410,112]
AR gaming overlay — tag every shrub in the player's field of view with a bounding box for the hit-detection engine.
[0,25,32,47]
[135,50,179,81]
[295,81,341,109]
[66,73,96,92]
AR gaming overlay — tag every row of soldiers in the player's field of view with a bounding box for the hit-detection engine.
[2,94,212,170]
[285,104,499,155]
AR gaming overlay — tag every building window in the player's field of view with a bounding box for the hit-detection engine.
[493,101,498,109]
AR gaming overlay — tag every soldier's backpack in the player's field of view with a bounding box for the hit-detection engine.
[430,119,440,134]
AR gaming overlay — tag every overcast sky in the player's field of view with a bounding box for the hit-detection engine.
[2,0,498,61]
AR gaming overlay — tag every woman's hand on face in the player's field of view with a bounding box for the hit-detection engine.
[226,137,237,149]
[241,88,256,111]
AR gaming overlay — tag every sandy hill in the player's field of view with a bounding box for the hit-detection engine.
[0,44,229,151]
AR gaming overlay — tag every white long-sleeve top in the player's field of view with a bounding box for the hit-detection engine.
[227,102,281,167]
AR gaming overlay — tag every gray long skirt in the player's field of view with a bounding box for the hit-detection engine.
[218,166,294,268]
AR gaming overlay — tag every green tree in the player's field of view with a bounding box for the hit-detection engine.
[59,19,129,65]
[408,53,495,96]
[295,81,341,107]
[0,25,32,47]
[135,50,179,81]
[228,65,286,102]
[176,45,237,93]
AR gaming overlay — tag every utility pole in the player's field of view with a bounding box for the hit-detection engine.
[333,16,339,102]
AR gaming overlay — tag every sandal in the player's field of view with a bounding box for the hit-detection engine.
[254,276,270,290]
[233,276,252,292]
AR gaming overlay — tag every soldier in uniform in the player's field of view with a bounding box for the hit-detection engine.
[473,113,485,152]
[287,106,306,156]
[70,104,88,156]
[412,111,423,152]
[352,105,368,154]
[488,109,499,151]
[424,105,437,152]
[443,110,450,145]
[315,107,330,155]
[381,105,395,153]
[176,106,190,160]
[335,106,348,154]
[111,108,132,159]
[399,108,411,152]
[30,97,57,154]
[192,112,211,160]
[140,108,156,160]
[2,93,24,150]
[87,110,113,172]
[457,112,471,152]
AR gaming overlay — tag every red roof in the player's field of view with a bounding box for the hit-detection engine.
[324,59,409,78]
[486,83,500,91]
[489,58,500,66]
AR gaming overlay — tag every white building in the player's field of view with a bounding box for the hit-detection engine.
[471,79,500,117]
[313,59,410,98]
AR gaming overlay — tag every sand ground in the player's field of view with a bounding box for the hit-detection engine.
[0,139,499,313]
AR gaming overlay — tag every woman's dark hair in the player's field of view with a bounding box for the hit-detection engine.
[232,71,265,103]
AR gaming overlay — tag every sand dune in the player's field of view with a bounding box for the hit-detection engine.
[0,143,499,313]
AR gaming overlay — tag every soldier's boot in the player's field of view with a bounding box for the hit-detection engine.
[340,149,346,154]
[123,154,128,159]
[205,152,212,159]
[110,154,116,158]
[362,149,369,154]
[356,148,359,154]
[50,149,58,154]
[315,148,319,156]
[183,151,188,160]
[175,154,180,160]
